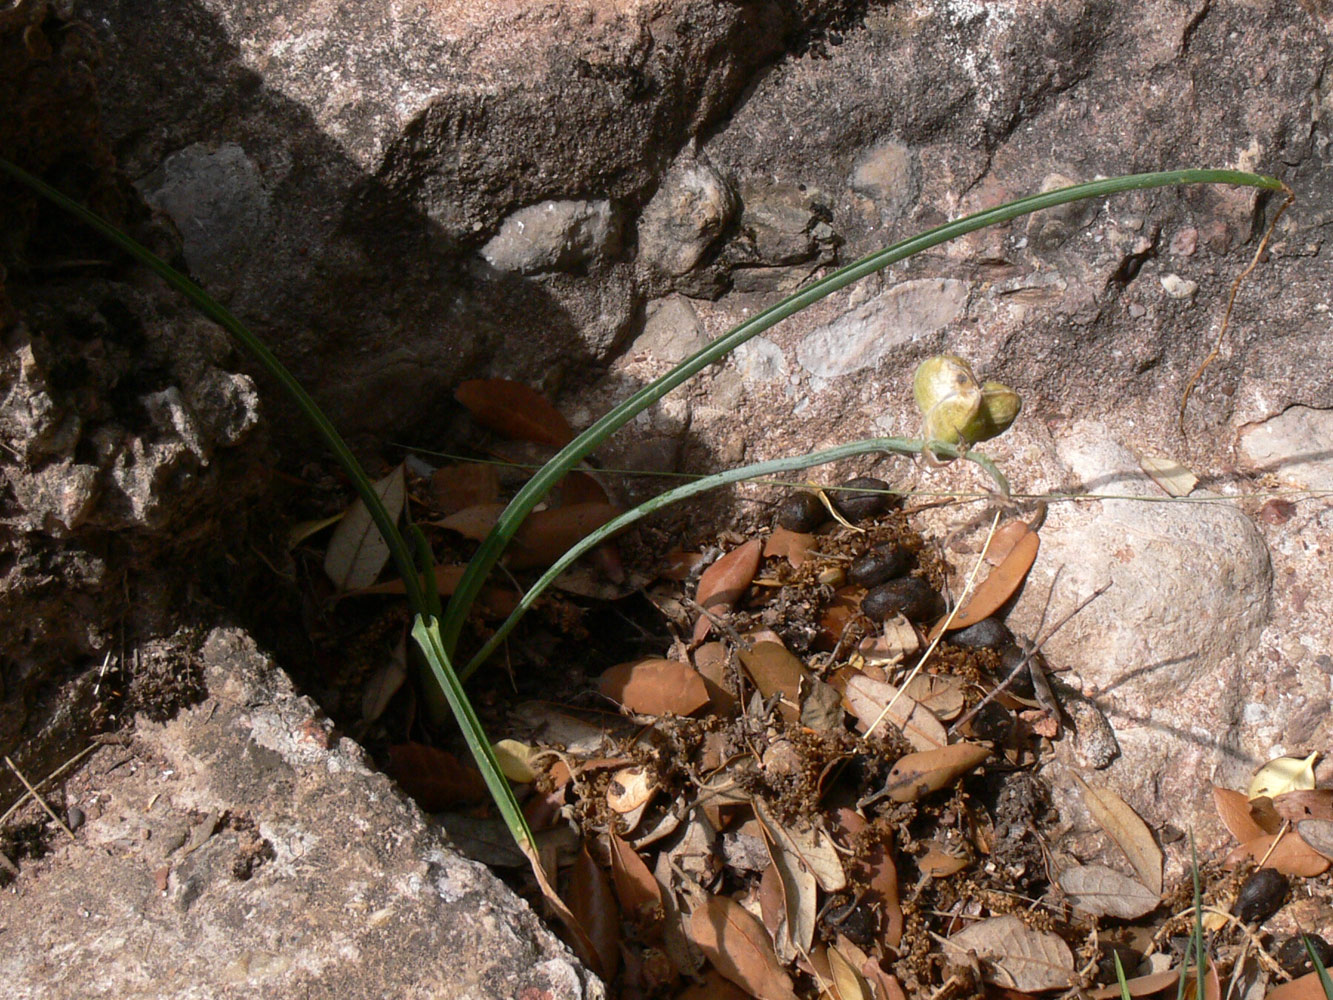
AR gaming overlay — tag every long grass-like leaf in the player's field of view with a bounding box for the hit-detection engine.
[1114,952,1133,1000]
[1304,935,1333,1000]
[439,169,1286,659]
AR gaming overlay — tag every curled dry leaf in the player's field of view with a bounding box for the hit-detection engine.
[598,658,710,717]
[935,524,1039,635]
[686,893,800,1000]
[568,845,620,980]
[454,378,575,449]
[1058,863,1160,919]
[757,823,818,963]
[1249,753,1318,801]
[1297,818,1333,860]
[1224,831,1331,877]
[948,914,1075,993]
[753,797,847,892]
[1088,969,1180,999]
[323,463,406,592]
[1074,774,1163,897]
[827,942,874,1000]
[693,539,764,642]
[764,527,816,568]
[492,739,538,783]
[1273,789,1333,823]
[1214,784,1270,843]
[884,743,990,803]
[607,766,657,814]
[843,672,948,751]
[608,833,664,934]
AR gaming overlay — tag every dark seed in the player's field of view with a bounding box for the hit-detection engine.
[966,701,1015,743]
[1235,868,1287,924]
[849,543,912,587]
[831,477,896,523]
[951,618,1014,650]
[862,577,944,623]
[1277,934,1333,978]
[997,643,1035,699]
[777,491,826,532]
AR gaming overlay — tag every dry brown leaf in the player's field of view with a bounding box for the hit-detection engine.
[598,658,710,717]
[817,587,864,649]
[739,641,809,723]
[694,539,764,642]
[659,549,707,580]
[1058,863,1160,919]
[1266,972,1330,1000]
[568,845,620,980]
[1140,454,1199,497]
[675,971,755,1000]
[608,833,664,934]
[866,968,909,1000]
[1088,969,1180,999]
[607,766,658,814]
[508,502,621,569]
[827,942,874,1000]
[492,740,538,783]
[858,618,920,665]
[843,672,948,751]
[1273,789,1333,823]
[757,821,818,963]
[1297,818,1333,859]
[385,743,487,811]
[884,744,990,803]
[903,673,966,721]
[1224,831,1332,877]
[323,463,406,591]
[936,526,1039,634]
[433,502,506,540]
[764,527,817,568]
[1249,754,1318,800]
[1074,775,1164,896]
[361,632,408,723]
[754,797,847,892]
[1214,784,1269,843]
[454,378,575,448]
[686,893,800,1000]
[830,808,903,951]
[430,462,500,515]
[982,520,1034,566]
[918,844,969,878]
[693,642,740,717]
[948,914,1075,993]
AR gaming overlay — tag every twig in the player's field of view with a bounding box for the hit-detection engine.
[4,756,75,839]
[0,742,99,827]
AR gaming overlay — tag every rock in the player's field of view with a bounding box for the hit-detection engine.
[1237,406,1333,489]
[796,278,969,379]
[732,179,836,268]
[849,140,920,221]
[1159,272,1198,299]
[0,627,603,1000]
[480,199,622,274]
[637,155,736,279]
[732,336,789,384]
[1025,172,1100,253]
[635,295,710,364]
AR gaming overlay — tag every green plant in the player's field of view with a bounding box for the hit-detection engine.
[1305,935,1333,1000]
[0,156,1285,911]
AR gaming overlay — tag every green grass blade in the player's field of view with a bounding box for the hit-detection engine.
[1114,952,1132,1000]
[440,168,1286,659]
[1304,935,1333,1000]
[459,435,1002,680]
[0,155,427,613]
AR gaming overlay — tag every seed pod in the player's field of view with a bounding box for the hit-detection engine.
[951,618,1014,650]
[831,477,896,522]
[862,577,944,623]
[960,381,1022,443]
[777,491,825,532]
[1277,934,1333,978]
[1235,868,1287,924]
[913,355,1022,446]
[849,543,912,587]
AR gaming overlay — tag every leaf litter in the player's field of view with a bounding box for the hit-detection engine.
[285,378,1333,1000]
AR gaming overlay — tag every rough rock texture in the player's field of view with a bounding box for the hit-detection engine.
[0,628,602,1000]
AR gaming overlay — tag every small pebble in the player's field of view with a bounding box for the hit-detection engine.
[66,805,85,832]
[1277,934,1333,978]
[848,543,912,587]
[832,477,896,522]
[777,491,826,532]
[862,577,943,623]
[1234,868,1287,925]
[951,618,1013,650]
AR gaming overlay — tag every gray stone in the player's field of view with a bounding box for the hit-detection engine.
[1025,172,1101,253]
[849,140,920,221]
[796,278,969,379]
[1159,272,1198,299]
[635,295,710,364]
[637,155,736,279]
[1237,406,1333,489]
[732,336,789,385]
[481,199,621,275]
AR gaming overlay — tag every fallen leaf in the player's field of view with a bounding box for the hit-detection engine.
[800,674,846,731]
[1224,831,1331,877]
[757,822,818,963]
[608,833,663,934]
[693,539,764,642]
[568,844,620,980]
[753,797,847,892]
[693,642,740,716]
[764,527,816,568]
[430,462,500,515]
[1214,784,1270,843]
[1249,754,1318,800]
[982,520,1034,566]
[434,502,506,540]
[1182,963,1221,1000]
[1088,969,1180,999]
[1267,973,1330,1000]
[830,808,902,950]
[1139,454,1199,497]
[288,512,343,549]
[659,549,707,580]
[1074,775,1163,896]
[883,744,991,803]
[903,673,966,721]
[598,658,710,717]
[918,844,969,878]
[1273,789,1333,823]
[323,464,406,591]
[1058,863,1160,919]
[827,942,874,1000]
[492,739,538,783]
[865,968,909,1000]
[738,641,808,723]
[361,633,408,723]
[843,672,948,751]
[817,587,864,649]
[386,743,488,811]
[686,893,800,1000]
[935,526,1039,634]
[507,502,621,569]
[948,914,1074,992]
[1297,818,1333,860]
[858,617,920,664]
[455,378,575,448]
[675,971,755,1000]
[607,766,658,814]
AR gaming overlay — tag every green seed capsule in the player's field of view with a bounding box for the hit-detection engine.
[913,355,982,446]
